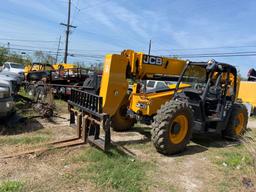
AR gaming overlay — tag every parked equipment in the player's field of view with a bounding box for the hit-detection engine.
[24,62,89,98]
[237,68,256,115]
[67,50,248,155]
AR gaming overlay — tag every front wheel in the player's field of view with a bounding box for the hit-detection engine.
[111,95,136,132]
[152,100,193,155]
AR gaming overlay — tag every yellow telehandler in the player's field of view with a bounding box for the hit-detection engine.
[68,50,248,155]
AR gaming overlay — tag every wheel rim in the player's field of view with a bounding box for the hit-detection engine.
[234,112,245,135]
[169,115,188,144]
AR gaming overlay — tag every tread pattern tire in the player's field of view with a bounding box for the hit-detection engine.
[111,113,135,132]
[151,100,193,155]
[111,95,136,132]
[222,103,248,139]
[26,84,35,97]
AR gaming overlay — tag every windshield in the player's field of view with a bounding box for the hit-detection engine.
[181,65,207,88]
[10,63,24,69]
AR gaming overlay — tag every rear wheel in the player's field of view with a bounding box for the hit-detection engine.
[152,100,193,155]
[222,103,248,139]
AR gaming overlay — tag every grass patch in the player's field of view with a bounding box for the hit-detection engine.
[54,99,68,113]
[73,148,150,192]
[216,151,253,170]
[0,180,24,192]
[0,135,49,145]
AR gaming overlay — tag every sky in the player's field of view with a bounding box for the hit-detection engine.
[0,0,256,77]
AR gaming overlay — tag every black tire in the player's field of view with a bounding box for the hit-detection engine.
[152,100,193,155]
[111,95,136,132]
[222,103,248,139]
[26,84,35,97]
[111,105,136,131]
[35,86,47,101]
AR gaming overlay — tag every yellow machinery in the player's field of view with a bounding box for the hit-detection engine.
[24,63,54,77]
[99,50,188,123]
[238,81,256,114]
[68,50,248,155]
[53,63,78,70]
[24,63,78,75]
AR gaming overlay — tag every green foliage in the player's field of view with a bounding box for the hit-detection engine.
[217,151,253,169]
[0,135,49,145]
[73,148,150,192]
[0,47,32,66]
[0,47,8,65]
[0,180,24,192]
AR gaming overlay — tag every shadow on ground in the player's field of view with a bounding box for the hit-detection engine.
[192,133,240,148]
[113,126,152,146]
[113,125,241,156]
[0,115,44,135]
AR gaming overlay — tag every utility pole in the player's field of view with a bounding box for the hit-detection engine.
[7,42,10,61]
[55,36,62,63]
[148,39,151,55]
[60,0,77,63]
[7,42,10,53]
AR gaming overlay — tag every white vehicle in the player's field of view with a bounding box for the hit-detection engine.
[0,79,15,117]
[2,62,24,76]
[146,80,173,91]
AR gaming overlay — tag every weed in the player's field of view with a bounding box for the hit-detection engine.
[54,99,68,113]
[0,180,24,192]
[217,151,252,169]
[73,148,150,192]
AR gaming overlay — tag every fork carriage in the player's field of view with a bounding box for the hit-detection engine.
[68,88,111,151]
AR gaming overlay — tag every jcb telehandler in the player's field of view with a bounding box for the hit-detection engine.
[68,50,248,155]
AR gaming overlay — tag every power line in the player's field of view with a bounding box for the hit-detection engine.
[175,53,256,58]
[171,50,256,57]
[158,45,256,52]
[79,0,109,11]
[71,0,80,25]
[0,43,63,51]
[55,36,62,63]
[0,38,60,43]
[4,42,256,59]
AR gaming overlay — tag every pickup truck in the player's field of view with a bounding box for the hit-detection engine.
[0,79,15,118]
[0,71,22,94]
[2,62,24,76]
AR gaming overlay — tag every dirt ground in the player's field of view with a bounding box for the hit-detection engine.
[0,108,255,192]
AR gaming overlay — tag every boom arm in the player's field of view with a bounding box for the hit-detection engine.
[99,50,187,116]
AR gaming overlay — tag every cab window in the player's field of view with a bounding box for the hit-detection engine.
[5,64,10,69]
[147,81,155,88]
[156,82,167,89]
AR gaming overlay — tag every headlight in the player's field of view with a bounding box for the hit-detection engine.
[0,86,10,98]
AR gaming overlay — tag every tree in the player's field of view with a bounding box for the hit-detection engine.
[0,47,32,66]
[34,51,55,64]
[0,47,8,65]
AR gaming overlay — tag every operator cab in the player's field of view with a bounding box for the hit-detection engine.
[174,60,237,130]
